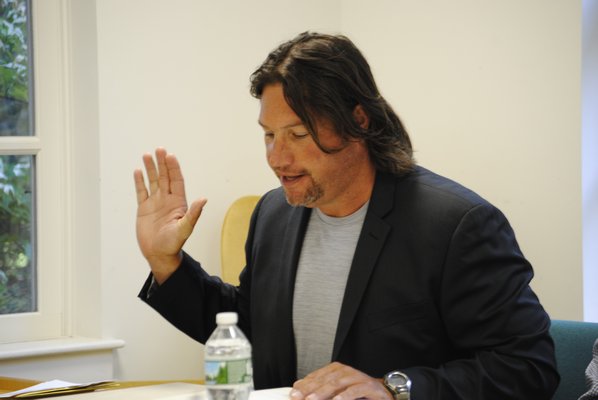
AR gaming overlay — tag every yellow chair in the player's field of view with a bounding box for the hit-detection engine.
[220,195,260,285]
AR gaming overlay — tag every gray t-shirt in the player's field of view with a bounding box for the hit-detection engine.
[292,202,369,379]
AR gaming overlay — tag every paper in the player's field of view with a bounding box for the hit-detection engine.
[0,382,290,400]
[0,379,116,398]
[250,387,292,400]
[57,383,204,399]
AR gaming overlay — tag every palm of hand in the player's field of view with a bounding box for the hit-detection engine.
[136,188,190,261]
[133,149,205,279]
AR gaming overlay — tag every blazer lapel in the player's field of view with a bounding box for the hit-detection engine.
[279,206,311,311]
[275,205,311,382]
[332,173,396,360]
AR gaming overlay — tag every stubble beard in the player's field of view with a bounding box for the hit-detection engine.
[284,176,324,208]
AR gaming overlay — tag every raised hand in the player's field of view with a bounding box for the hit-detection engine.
[134,148,207,283]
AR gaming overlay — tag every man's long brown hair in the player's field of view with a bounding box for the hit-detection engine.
[250,31,415,175]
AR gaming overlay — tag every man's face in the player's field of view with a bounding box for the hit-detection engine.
[258,84,375,217]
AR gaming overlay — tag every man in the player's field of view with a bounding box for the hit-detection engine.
[134,32,558,399]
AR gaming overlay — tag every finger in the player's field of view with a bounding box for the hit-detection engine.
[304,374,352,400]
[290,382,306,400]
[133,168,149,205]
[331,379,390,400]
[165,152,186,197]
[155,147,170,194]
[143,152,159,195]
[178,198,208,238]
[298,362,345,389]
[295,363,378,400]
[293,364,347,400]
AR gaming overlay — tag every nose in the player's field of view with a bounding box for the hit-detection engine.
[267,136,292,170]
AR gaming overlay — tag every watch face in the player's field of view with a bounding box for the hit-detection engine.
[387,373,408,387]
[385,372,411,400]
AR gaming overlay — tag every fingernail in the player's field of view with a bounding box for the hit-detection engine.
[290,389,303,399]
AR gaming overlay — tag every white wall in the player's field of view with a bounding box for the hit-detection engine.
[89,0,584,380]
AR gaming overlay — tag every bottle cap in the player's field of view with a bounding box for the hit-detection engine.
[216,312,238,325]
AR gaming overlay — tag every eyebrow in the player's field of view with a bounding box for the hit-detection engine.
[258,120,305,130]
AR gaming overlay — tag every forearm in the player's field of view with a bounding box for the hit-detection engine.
[138,251,242,343]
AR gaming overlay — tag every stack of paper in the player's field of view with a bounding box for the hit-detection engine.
[0,380,117,398]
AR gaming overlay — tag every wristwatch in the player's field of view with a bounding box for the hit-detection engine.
[383,371,411,400]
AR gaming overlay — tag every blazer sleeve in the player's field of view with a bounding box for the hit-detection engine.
[403,203,559,399]
[138,251,250,343]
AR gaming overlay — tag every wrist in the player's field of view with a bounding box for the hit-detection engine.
[147,252,183,284]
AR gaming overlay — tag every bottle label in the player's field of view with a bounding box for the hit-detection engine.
[205,358,253,385]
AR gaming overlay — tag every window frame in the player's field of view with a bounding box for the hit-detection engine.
[0,0,71,343]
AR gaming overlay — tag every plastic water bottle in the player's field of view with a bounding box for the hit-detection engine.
[204,312,253,400]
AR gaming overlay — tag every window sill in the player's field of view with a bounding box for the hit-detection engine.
[0,337,125,361]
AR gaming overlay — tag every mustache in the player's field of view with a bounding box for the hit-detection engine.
[272,167,310,177]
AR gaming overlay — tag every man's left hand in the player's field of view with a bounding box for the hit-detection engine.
[290,362,392,400]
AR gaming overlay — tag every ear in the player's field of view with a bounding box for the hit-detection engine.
[352,104,370,129]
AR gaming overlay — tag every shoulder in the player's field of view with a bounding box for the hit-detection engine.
[400,166,489,209]
[372,167,511,240]
[374,166,495,218]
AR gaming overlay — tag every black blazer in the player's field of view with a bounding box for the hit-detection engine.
[140,166,559,400]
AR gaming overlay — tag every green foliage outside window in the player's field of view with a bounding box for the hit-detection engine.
[1,0,30,136]
[0,0,34,314]
[0,155,34,313]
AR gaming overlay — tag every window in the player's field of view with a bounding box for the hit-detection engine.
[1,0,68,343]
[1,0,36,315]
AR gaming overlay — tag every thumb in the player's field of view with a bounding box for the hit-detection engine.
[178,198,208,238]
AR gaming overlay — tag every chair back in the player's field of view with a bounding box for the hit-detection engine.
[220,195,260,285]
[550,319,598,400]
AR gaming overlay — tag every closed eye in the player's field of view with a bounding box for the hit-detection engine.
[291,131,309,139]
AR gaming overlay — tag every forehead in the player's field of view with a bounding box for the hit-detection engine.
[258,84,303,129]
